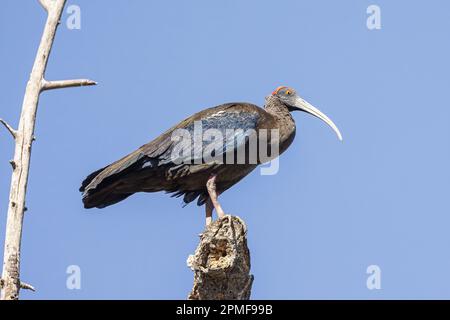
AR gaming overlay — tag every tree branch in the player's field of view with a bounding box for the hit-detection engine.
[1,0,96,300]
[0,119,17,139]
[19,281,35,292]
[187,215,253,300]
[0,279,35,292]
[41,79,97,91]
[38,0,51,11]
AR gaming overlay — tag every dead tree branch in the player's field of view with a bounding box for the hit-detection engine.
[0,278,35,292]
[19,281,36,292]
[1,0,96,300]
[0,119,17,139]
[41,79,97,91]
[38,0,51,11]
[187,215,254,300]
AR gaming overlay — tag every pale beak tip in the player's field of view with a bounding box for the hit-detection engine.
[295,96,343,143]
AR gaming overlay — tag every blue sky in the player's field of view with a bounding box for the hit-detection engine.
[1,0,449,299]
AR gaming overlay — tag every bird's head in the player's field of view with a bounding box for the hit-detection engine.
[271,86,343,141]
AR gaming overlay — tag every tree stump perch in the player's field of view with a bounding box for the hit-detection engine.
[187,215,254,300]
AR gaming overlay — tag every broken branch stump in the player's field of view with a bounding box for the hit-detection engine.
[187,215,254,300]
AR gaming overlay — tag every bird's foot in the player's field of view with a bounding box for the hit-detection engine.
[204,214,229,228]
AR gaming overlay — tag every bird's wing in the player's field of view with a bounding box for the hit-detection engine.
[80,103,266,207]
[151,103,263,166]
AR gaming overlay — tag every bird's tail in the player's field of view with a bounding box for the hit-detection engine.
[80,163,138,208]
[82,186,134,209]
[79,149,149,209]
[80,155,169,209]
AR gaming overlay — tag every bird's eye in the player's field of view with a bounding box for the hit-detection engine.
[285,90,291,95]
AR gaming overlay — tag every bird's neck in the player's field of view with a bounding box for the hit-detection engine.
[263,97,296,155]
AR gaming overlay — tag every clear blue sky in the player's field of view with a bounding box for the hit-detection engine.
[1,0,449,299]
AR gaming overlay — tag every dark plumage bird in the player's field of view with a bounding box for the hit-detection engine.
[80,86,342,225]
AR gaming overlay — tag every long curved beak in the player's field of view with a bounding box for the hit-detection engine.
[293,96,343,141]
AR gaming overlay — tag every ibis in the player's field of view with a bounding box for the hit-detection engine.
[80,86,342,225]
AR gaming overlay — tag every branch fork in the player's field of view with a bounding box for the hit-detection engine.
[0,279,35,292]
[38,0,51,11]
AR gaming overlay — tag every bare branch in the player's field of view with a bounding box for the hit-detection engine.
[0,119,17,139]
[19,281,35,292]
[38,0,51,11]
[41,79,97,92]
[1,279,35,292]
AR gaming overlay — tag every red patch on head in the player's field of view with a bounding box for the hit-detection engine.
[272,86,288,95]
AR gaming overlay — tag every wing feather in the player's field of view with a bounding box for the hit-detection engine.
[80,103,265,208]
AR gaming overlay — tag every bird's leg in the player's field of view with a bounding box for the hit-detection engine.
[205,198,213,226]
[206,174,225,219]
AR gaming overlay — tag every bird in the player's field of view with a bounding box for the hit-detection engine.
[80,86,342,225]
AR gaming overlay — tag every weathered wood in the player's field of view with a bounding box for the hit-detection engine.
[0,119,17,139]
[187,215,253,300]
[41,79,97,91]
[0,0,96,300]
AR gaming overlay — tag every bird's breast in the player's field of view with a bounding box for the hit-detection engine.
[257,114,296,164]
